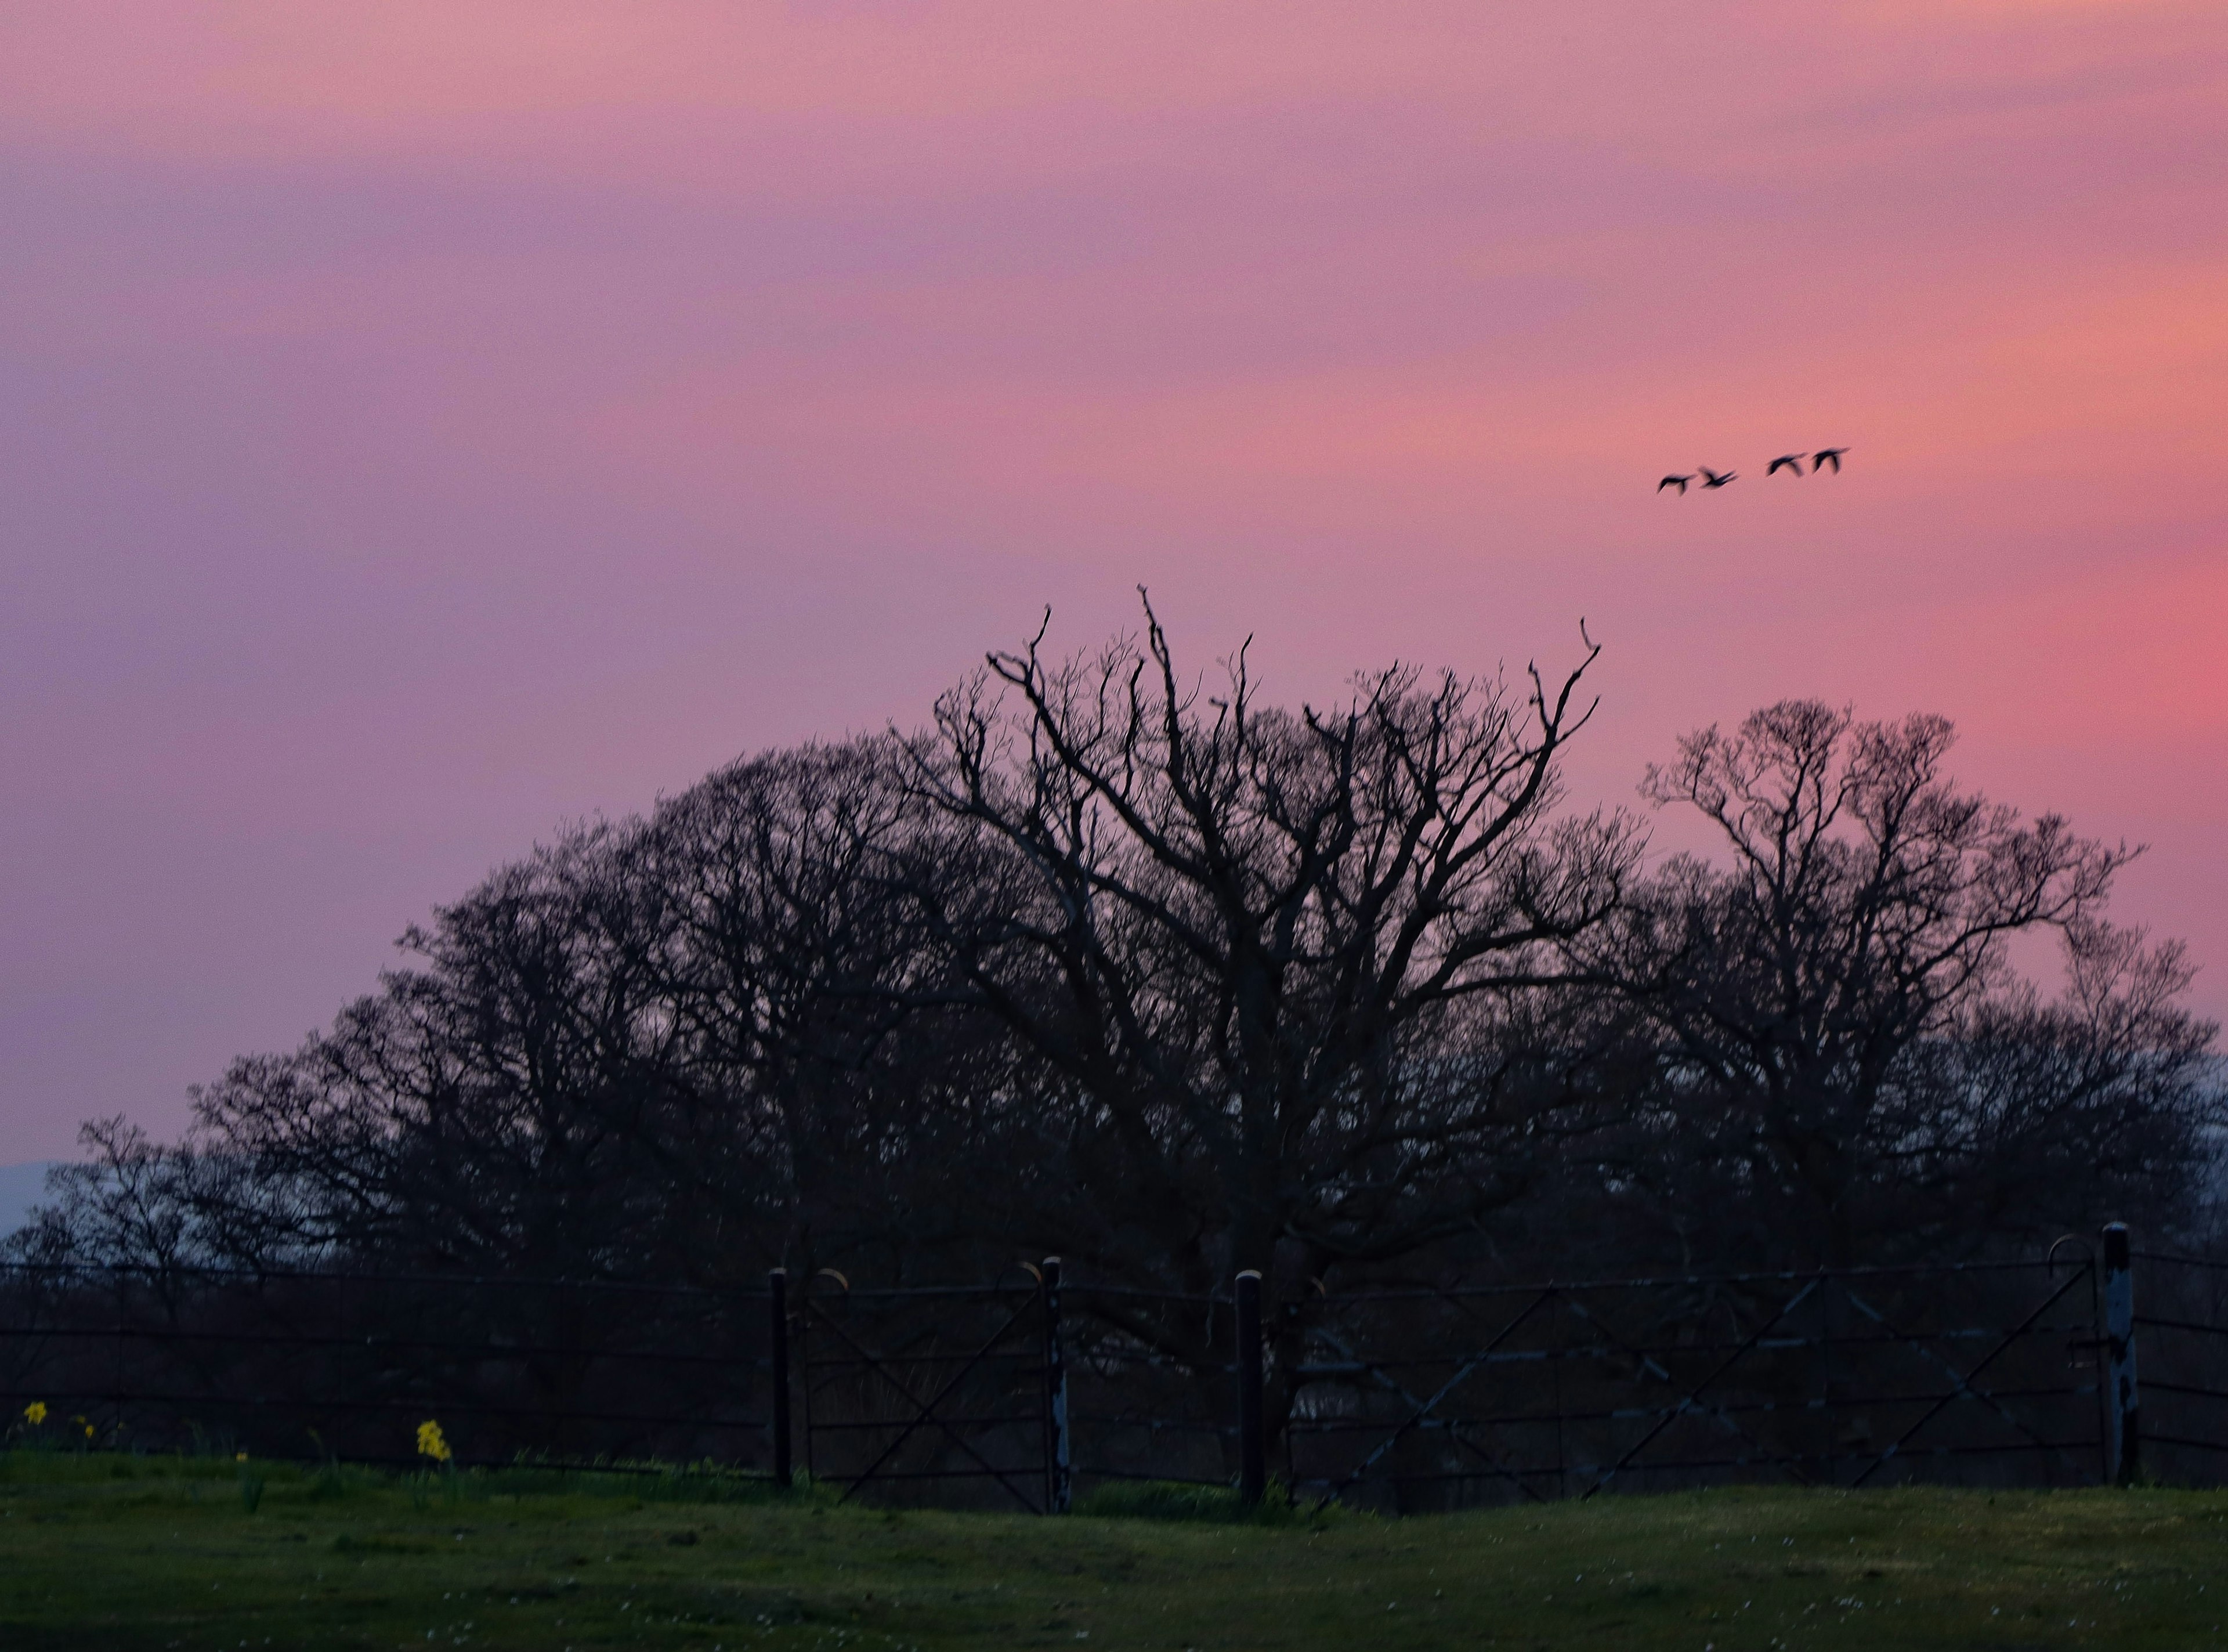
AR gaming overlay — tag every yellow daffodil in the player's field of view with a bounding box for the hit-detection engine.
[415,1419,452,1463]
[22,1401,46,1425]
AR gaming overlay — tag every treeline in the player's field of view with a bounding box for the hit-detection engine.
[16,605,2222,1295]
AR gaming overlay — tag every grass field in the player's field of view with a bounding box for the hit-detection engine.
[4,1451,2226,1650]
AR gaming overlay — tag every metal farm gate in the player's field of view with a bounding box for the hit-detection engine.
[1283,1252,2110,1511]
[790,1265,1064,1512]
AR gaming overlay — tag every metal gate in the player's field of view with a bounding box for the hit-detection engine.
[1285,1255,2106,1511]
[795,1265,1064,1511]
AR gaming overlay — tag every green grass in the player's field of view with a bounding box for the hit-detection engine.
[4,1451,2227,1649]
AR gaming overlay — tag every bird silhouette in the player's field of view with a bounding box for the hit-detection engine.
[1767,453,1807,477]
[1658,473,1693,494]
[1811,447,1848,473]
[1697,467,1737,489]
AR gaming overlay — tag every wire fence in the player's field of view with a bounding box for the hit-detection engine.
[2130,1249,2228,1484]
[0,1264,773,1470]
[2,1225,2216,1509]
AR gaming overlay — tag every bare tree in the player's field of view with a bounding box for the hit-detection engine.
[905,598,1635,1303]
[1598,699,2213,1265]
[186,823,700,1279]
[1882,920,2222,1250]
[642,736,1047,1282]
[5,1119,209,1276]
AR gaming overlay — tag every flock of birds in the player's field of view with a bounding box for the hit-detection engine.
[1658,447,1847,493]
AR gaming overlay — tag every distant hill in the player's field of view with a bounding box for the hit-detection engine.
[0,1161,59,1239]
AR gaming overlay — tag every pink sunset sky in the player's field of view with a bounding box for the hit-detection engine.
[2,4,2224,1161]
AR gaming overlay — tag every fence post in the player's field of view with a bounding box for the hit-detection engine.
[768,1268,792,1490]
[1041,1257,1071,1514]
[1235,1270,1265,1507]
[2102,1223,2140,1485]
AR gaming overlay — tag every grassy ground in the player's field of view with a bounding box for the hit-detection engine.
[3,1452,2226,1650]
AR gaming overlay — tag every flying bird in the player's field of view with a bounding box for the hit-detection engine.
[1812,447,1848,473]
[1697,467,1737,489]
[1767,454,1807,476]
[1658,473,1693,494]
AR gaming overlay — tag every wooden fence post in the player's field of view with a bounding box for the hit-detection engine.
[1235,1270,1265,1507]
[2102,1223,2140,1485]
[1041,1257,1070,1514]
[768,1268,792,1489]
